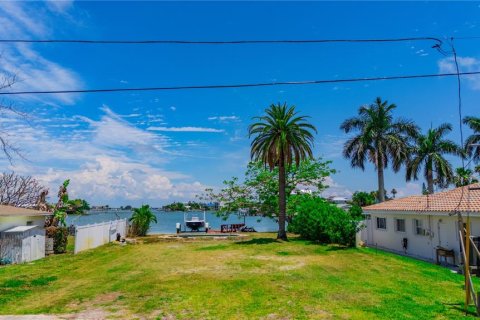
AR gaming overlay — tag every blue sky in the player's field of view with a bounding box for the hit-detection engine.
[0,1,479,206]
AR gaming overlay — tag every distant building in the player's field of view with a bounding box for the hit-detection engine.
[292,189,313,195]
[206,202,220,211]
[360,183,480,264]
[328,196,351,210]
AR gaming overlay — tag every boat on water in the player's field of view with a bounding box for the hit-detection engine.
[184,211,206,231]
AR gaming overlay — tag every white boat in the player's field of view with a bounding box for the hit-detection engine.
[184,211,206,231]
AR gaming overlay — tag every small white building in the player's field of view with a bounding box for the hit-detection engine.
[361,183,480,264]
[328,196,351,210]
[0,205,51,264]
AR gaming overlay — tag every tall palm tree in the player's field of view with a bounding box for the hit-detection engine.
[406,123,463,194]
[464,116,480,163]
[341,97,417,202]
[249,103,317,240]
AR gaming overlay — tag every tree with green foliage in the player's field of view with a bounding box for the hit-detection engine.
[288,196,362,247]
[464,116,480,163]
[406,123,463,194]
[163,202,187,211]
[341,97,417,203]
[249,103,317,240]
[351,191,376,207]
[453,167,479,187]
[129,204,157,236]
[202,157,334,224]
[66,199,90,215]
[244,158,335,218]
[348,191,377,220]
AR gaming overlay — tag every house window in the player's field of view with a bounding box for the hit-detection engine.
[26,221,33,226]
[376,217,387,230]
[414,219,425,235]
[395,219,406,232]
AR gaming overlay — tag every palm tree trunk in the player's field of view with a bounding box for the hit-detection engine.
[277,152,287,240]
[377,151,386,202]
[427,168,434,194]
[377,165,386,202]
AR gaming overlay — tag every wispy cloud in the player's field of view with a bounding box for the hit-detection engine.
[147,126,224,133]
[317,135,347,159]
[208,115,240,122]
[438,56,480,90]
[0,106,209,205]
[0,2,82,104]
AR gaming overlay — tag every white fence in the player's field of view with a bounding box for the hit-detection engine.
[74,219,127,254]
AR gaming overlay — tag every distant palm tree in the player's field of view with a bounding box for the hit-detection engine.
[406,123,463,194]
[341,97,417,202]
[249,103,317,240]
[129,204,157,236]
[391,188,397,199]
[464,116,480,163]
[453,167,479,187]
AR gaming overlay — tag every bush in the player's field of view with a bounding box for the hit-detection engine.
[288,197,361,247]
[129,204,157,236]
[46,226,68,254]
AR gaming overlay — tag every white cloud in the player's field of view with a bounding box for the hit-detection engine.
[0,2,82,104]
[147,126,224,133]
[208,115,240,122]
[170,106,176,111]
[394,182,422,198]
[415,49,429,57]
[0,107,210,205]
[438,56,480,90]
[320,176,353,198]
[45,0,74,14]
[317,135,346,159]
[33,157,207,204]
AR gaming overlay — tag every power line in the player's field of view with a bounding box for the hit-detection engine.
[1,71,479,96]
[0,37,443,45]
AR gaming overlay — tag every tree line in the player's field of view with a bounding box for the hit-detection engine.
[341,97,479,202]
[205,100,479,241]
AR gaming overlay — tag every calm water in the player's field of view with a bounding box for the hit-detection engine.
[66,210,279,234]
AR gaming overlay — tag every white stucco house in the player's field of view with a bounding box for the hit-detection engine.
[0,205,51,263]
[360,183,480,265]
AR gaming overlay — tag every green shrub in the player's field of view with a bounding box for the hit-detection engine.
[288,197,361,247]
[53,227,68,254]
[129,204,157,236]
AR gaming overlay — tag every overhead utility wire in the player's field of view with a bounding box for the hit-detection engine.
[0,37,443,45]
[0,71,479,96]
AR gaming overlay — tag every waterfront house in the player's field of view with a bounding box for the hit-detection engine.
[0,205,51,263]
[360,183,480,265]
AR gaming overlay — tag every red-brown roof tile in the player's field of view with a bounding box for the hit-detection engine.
[363,183,480,213]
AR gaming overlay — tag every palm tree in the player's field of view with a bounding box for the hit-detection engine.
[129,204,157,236]
[341,97,417,202]
[464,116,480,163]
[249,103,317,240]
[391,188,397,199]
[453,167,479,187]
[406,123,463,194]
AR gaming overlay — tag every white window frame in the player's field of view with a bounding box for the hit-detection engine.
[413,219,425,236]
[395,218,406,233]
[376,217,387,230]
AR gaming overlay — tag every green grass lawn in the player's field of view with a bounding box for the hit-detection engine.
[0,233,476,319]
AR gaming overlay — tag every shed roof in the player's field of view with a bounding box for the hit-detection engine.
[363,183,480,213]
[0,205,50,217]
[3,225,38,233]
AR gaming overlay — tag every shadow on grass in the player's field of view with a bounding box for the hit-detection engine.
[444,302,477,317]
[235,238,278,245]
